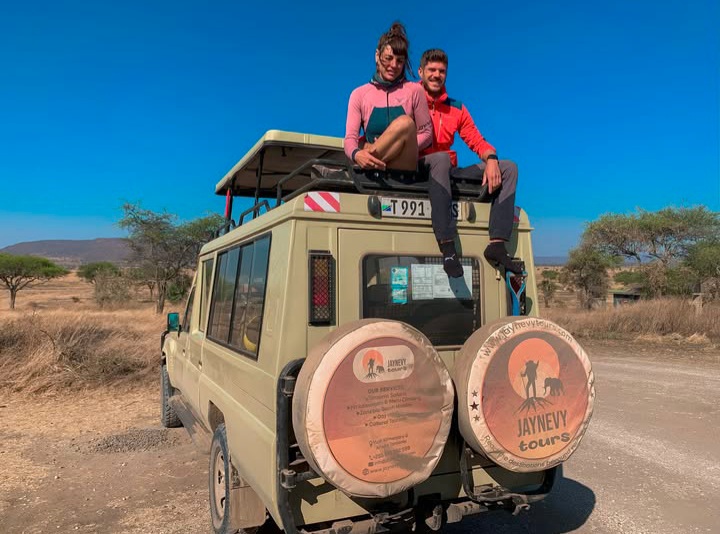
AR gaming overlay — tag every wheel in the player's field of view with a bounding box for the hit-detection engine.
[209,424,259,534]
[160,363,182,428]
[293,319,454,498]
[210,424,236,533]
[454,317,594,473]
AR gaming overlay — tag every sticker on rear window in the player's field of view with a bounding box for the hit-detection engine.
[411,264,472,300]
[391,267,409,304]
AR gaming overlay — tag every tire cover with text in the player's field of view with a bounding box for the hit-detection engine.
[454,317,595,473]
[293,319,454,498]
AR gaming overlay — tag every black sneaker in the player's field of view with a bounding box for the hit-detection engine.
[484,242,524,275]
[443,253,464,278]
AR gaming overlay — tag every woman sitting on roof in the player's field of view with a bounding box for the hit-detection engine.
[344,22,463,278]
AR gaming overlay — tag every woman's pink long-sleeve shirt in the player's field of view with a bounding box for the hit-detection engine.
[344,80,433,161]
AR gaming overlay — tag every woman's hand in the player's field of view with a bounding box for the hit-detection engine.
[355,148,386,170]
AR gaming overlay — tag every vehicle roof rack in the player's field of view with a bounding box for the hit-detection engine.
[214,130,491,230]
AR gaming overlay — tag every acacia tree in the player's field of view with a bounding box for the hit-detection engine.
[637,207,720,266]
[584,213,645,265]
[119,203,224,314]
[77,262,121,284]
[0,254,68,309]
[583,206,720,296]
[561,245,620,309]
[584,206,720,266]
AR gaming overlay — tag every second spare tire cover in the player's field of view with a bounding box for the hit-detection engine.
[293,319,454,498]
[454,317,595,473]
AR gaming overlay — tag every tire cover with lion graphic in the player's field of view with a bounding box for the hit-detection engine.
[454,317,595,473]
[293,319,454,498]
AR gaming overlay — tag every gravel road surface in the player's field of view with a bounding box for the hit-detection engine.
[452,343,720,533]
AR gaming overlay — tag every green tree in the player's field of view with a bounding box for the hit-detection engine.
[0,254,68,309]
[561,246,619,309]
[77,262,121,284]
[613,270,645,286]
[539,270,559,308]
[119,203,223,313]
[584,213,644,265]
[637,207,719,267]
[584,206,720,267]
[584,206,719,297]
[167,273,193,303]
[125,266,159,300]
[664,265,699,297]
[685,240,720,299]
[78,262,131,308]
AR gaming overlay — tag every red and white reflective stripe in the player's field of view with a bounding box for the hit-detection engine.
[304,192,340,213]
[513,206,522,223]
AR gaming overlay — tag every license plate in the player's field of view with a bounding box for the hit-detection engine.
[380,197,462,220]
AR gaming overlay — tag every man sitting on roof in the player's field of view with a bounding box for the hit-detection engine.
[418,48,523,275]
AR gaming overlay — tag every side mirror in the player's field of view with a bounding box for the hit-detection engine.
[167,312,181,332]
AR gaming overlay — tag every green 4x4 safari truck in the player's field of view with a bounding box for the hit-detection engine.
[160,131,595,534]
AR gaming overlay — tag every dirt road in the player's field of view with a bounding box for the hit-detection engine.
[2,341,718,533]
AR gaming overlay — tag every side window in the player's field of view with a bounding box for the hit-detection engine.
[199,258,214,333]
[207,235,271,358]
[208,247,240,342]
[182,288,196,333]
[229,244,254,348]
[239,236,270,356]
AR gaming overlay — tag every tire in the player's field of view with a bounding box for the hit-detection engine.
[454,317,595,472]
[293,319,455,498]
[210,424,269,534]
[160,363,182,428]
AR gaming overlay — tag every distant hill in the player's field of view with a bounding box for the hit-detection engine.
[0,238,132,269]
[535,256,567,266]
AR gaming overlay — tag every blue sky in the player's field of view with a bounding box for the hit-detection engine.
[1,0,718,256]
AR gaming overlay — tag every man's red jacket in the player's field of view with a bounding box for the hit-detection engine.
[419,86,495,167]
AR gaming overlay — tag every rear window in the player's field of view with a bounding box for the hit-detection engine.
[362,255,480,346]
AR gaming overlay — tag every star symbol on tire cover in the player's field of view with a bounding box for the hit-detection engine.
[473,415,480,422]
[471,390,478,397]
[470,401,479,411]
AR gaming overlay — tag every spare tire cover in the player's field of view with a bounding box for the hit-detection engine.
[293,319,454,498]
[454,317,594,473]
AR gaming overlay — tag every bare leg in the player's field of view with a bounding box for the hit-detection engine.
[367,115,418,170]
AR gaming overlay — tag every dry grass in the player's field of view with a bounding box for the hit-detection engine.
[2,272,717,396]
[544,298,720,344]
[0,309,168,394]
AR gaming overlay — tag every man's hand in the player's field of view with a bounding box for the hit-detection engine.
[354,148,386,170]
[483,159,502,194]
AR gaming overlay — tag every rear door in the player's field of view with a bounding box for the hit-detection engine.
[337,229,483,349]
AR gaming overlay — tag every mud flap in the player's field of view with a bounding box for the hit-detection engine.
[228,464,267,529]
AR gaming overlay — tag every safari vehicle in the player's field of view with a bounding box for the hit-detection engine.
[160,131,595,534]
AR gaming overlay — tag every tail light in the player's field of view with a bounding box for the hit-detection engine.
[309,251,335,325]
